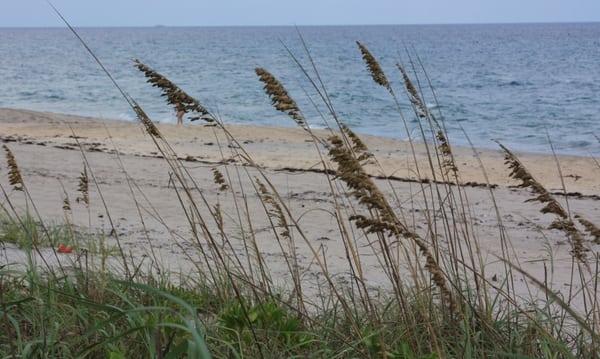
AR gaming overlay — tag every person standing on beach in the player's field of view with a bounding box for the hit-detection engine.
[175,105,185,125]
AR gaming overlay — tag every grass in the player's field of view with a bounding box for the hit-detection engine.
[0,260,594,358]
[0,213,114,256]
[0,258,210,358]
[1,19,599,358]
[0,218,593,358]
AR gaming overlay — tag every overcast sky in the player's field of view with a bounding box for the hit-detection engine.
[2,0,600,27]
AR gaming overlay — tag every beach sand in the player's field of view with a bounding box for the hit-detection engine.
[1,107,599,301]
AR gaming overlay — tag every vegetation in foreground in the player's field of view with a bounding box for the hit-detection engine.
[0,216,598,358]
[1,22,599,358]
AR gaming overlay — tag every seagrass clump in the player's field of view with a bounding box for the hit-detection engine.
[356,41,390,90]
[3,145,23,191]
[76,165,89,206]
[134,60,213,123]
[328,134,456,311]
[212,167,229,192]
[255,68,307,130]
[499,143,586,260]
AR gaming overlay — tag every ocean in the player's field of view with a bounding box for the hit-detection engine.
[1,23,599,155]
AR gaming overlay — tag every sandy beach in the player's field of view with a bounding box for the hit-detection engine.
[1,107,599,299]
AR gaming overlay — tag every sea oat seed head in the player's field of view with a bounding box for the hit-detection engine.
[212,167,229,192]
[397,64,428,118]
[76,165,90,206]
[498,142,586,261]
[3,145,24,191]
[134,59,213,123]
[575,214,600,244]
[256,178,291,239]
[356,41,390,90]
[255,68,307,130]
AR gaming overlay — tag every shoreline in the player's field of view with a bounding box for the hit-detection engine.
[5,105,597,157]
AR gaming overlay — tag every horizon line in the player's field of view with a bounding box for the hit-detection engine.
[1,20,600,29]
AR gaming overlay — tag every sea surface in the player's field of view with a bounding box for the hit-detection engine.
[1,24,599,155]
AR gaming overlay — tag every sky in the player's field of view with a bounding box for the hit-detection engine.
[2,0,600,27]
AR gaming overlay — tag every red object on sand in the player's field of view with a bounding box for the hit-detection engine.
[57,244,73,254]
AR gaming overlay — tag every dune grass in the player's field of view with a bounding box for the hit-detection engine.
[0,215,597,358]
[1,21,599,358]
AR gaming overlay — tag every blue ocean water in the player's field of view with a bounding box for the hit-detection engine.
[1,24,599,155]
